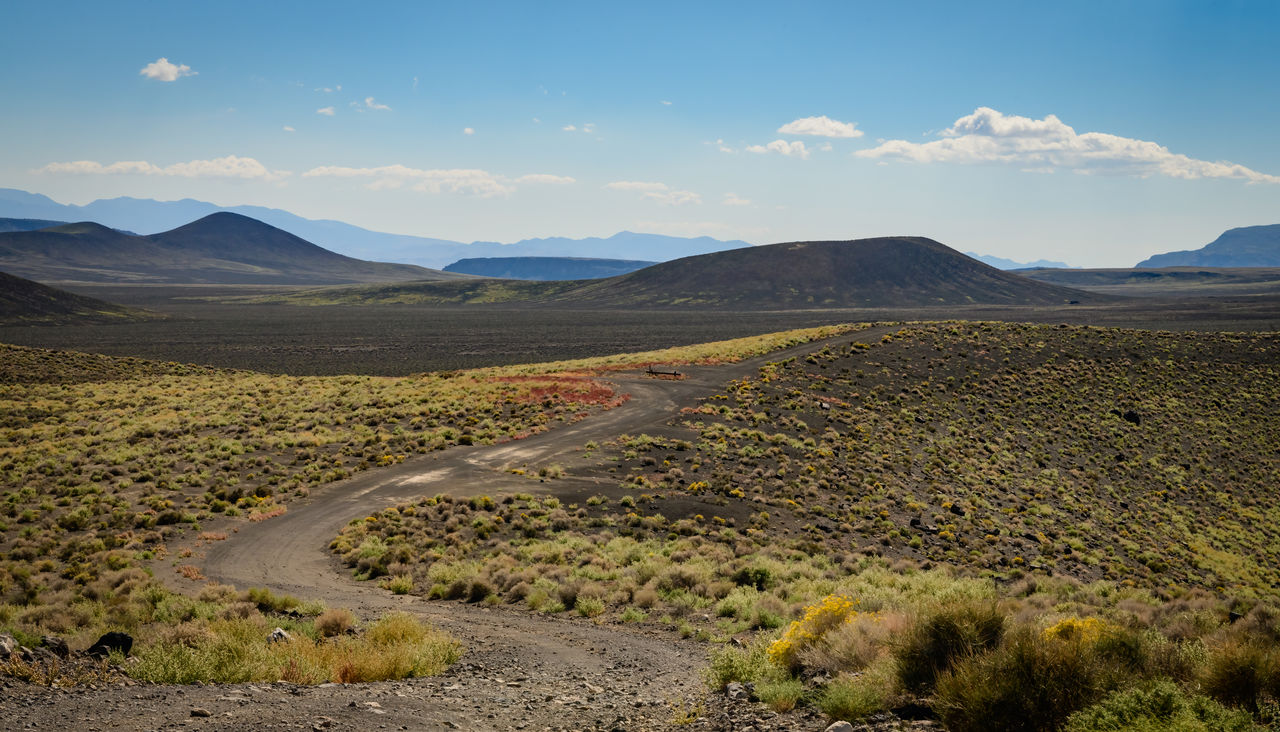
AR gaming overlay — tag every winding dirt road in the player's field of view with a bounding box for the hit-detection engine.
[4,329,882,731]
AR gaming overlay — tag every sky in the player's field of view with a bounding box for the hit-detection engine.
[2,0,1278,266]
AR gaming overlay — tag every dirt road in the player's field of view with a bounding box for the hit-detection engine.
[5,329,883,731]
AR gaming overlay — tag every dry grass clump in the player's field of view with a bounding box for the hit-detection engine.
[315,608,356,638]
[129,610,459,685]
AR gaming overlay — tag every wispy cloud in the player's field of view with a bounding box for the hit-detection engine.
[605,180,701,206]
[746,139,810,159]
[722,192,752,206]
[660,100,673,106]
[562,124,577,132]
[515,174,575,185]
[316,106,335,116]
[856,107,1280,183]
[283,125,295,132]
[301,165,574,197]
[37,155,289,181]
[364,96,391,111]
[777,115,862,138]
[463,127,475,135]
[139,57,196,82]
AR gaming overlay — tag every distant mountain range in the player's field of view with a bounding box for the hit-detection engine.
[0,188,751,268]
[443,257,657,280]
[269,236,1101,309]
[1136,224,1280,267]
[965,253,1074,270]
[0,213,463,285]
[0,270,154,324]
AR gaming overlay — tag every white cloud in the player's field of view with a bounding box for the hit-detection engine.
[583,122,596,134]
[722,193,752,207]
[364,96,391,111]
[139,57,196,82]
[777,115,863,138]
[604,181,670,193]
[316,106,335,116]
[283,125,295,132]
[746,139,810,159]
[660,100,672,106]
[302,165,574,197]
[515,174,576,185]
[604,180,701,206]
[562,124,577,132]
[463,127,475,135]
[37,155,289,182]
[856,107,1280,184]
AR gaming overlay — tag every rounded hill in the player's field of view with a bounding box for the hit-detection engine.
[556,236,1101,308]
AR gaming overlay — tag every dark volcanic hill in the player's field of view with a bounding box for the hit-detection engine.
[1138,224,1280,267]
[443,256,657,280]
[575,237,1094,307]
[0,212,464,285]
[271,236,1103,309]
[0,270,155,324]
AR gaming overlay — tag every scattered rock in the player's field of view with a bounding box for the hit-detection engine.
[41,635,70,659]
[86,632,133,659]
[826,722,855,732]
[190,707,212,717]
[0,633,16,660]
[267,628,292,644]
[726,682,748,700]
[1122,410,1141,425]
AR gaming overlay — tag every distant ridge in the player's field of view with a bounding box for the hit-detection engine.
[269,236,1103,309]
[0,217,67,233]
[965,252,1074,270]
[0,188,752,268]
[1138,224,1280,267]
[443,256,657,280]
[0,212,468,285]
[0,270,155,324]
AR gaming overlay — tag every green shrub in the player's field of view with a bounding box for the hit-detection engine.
[704,636,774,689]
[894,601,1004,694]
[1062,679,1257,732]
[756,676,806,712]
[934,626,1109,732]
[1200,638,1280,713]
[819,657,898,722]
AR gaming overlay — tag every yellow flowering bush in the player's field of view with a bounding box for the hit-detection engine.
[768,594,878,671]
[1042,616,1110,644]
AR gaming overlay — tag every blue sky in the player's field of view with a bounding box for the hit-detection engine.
[2,0,1278,265]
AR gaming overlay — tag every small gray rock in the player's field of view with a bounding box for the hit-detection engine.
[0,633,16,660]
[267,627,291,644]
[190,708,212,718]
[726,682,748,700]
[826,722,855,732]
